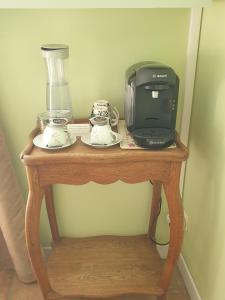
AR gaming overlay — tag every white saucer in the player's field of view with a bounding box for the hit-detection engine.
[81,133,122,148]
[33,133,76,150]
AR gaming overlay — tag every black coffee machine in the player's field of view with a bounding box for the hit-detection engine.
[124,61,179,149]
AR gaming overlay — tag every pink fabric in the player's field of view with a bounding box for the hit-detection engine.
[0,127,35,283]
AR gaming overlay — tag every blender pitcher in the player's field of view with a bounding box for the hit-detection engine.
[41,44,73,120]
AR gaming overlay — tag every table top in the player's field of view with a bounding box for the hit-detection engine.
[21,123,188,166]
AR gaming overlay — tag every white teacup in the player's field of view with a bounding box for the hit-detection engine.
[90,117,117,145]
[91,100,119,127]
[42,118,69,147]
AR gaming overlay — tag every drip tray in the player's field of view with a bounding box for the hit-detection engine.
[132,128,175,149]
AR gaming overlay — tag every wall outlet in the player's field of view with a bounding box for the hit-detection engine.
[166,214,171,224]
[166,211,188,231]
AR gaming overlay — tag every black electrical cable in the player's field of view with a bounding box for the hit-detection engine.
[149,181,170,246]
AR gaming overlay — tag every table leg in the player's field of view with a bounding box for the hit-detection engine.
[25,167,54,298]
[148,181,162,240]
[44,185,60,242]
[160,163,184,293]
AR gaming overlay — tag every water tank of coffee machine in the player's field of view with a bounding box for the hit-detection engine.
[124,61,179,148]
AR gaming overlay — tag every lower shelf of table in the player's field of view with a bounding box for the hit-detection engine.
[47,235,164,298]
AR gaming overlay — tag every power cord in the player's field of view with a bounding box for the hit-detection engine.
[149,181,170,246]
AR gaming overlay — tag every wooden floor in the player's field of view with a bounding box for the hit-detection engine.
[0,233,190,300]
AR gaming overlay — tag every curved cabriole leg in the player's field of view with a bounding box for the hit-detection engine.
[25,167,57,298]
[44,185,60,242]
[148,181,162,240]
[159,162,184,297]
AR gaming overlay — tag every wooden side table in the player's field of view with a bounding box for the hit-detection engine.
[21,125,188,300]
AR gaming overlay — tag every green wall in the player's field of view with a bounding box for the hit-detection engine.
[182,1,225,299]
[0,9,189,244]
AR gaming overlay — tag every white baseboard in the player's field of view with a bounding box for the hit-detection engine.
[157,244,169,259]
[156,245,201,300]
[177,254,202,300]
[42,246,52,257]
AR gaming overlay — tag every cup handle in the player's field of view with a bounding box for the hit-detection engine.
[110,130,118,142]
[64,129,72,144]
[111,107,119,126]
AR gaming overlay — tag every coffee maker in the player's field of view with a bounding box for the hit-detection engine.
[124,61,179,148]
